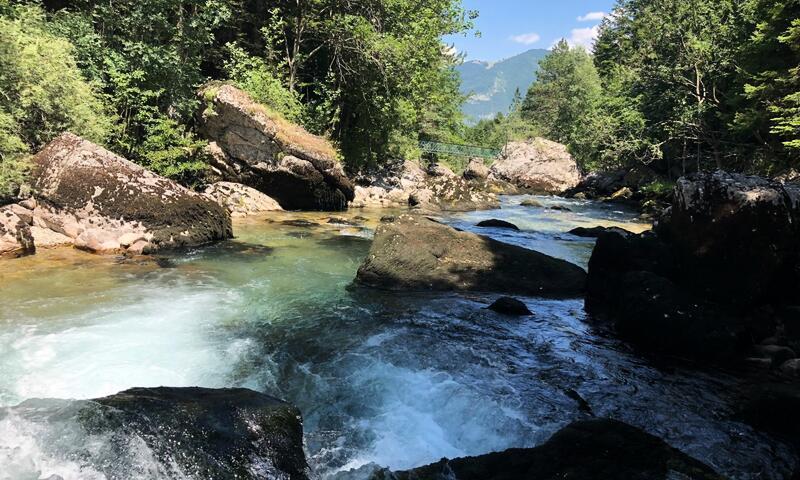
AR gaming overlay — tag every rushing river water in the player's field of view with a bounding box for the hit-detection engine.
[0,196,796,480]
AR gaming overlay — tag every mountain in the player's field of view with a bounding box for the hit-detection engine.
[455,48,549,123]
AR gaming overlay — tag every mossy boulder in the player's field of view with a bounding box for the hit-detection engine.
[356,214,586,296]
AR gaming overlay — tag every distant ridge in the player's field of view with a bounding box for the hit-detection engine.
[455,48,549,123]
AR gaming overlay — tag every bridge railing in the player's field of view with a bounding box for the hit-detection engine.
[419,140,501,159]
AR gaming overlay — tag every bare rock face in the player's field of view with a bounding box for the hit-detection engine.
[205,182,283,217]
[199,83,354,211]
[30,133,232,254]
[356,214,586,296]
[0,204,35,258]
[351,160,500,212]
[489,139,581,194]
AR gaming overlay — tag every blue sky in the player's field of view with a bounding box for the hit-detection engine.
[444,0,616,61]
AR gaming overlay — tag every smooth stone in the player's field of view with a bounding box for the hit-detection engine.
[488,297,533,316]
[476,219,520,231]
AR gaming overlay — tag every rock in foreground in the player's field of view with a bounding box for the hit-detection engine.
[356,214,586,296]
[90,387,309,480]
[370,419,723,480]
[489,139,581,194]
[199,83,354,210]
[31,133,232,254]
[0,204,35,258]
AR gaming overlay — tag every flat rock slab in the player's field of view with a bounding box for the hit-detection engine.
[356,214,586,297]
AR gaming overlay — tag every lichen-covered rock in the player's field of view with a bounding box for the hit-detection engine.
[198,83,354,211]
[205,181,283,217]
[356,214,586,296]
[0,204,35,258]
[369,419,724,480]
[31,133,232,254]
[489,139,581,194]
[87,387,309,480]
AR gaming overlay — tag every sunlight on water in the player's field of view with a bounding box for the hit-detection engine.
[0,199,795,480]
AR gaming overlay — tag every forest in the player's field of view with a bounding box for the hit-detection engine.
[0,0,799,197]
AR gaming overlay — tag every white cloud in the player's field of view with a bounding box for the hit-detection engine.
[510,32,541,45]
[577,11,607,22]
[566,25,601,50]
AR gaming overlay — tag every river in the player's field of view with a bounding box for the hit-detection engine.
[0,196,795,479]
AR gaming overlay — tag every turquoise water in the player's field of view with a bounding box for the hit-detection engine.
[0,197,795,479]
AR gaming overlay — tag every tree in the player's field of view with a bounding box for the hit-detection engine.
[0,3,111,197]
[520,40,603,168]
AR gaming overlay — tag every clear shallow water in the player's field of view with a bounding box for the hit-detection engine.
[0,197,795,480]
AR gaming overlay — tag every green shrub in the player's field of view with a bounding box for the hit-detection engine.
[138,117,209,186]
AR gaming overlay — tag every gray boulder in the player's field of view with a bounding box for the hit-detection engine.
[489,139,581,194]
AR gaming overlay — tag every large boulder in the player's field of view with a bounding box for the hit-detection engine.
[657,171,800,307]
[205,181,283,217]
[463,157,490,180]
[351,160,500,212]
[356,214,586,296]
[84,387,309,480]
[489,139,581,194]
[199,83,354,211]
[30,133,232,254]
[369,419,723,480]
[586,171,800,363]
[0,204,35,258]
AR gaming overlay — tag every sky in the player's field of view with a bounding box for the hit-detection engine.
[444,0,616,61]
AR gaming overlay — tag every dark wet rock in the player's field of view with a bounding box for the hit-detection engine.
[564,389,593,415]
[369,419,723,480]
[548,205,572,212]
[564,166,657,201]
[155,257,177,269]
[463,158,490,181]
[282,219,319,228]
[520,199,543,207]
[739,382,800,440]
[30,133,232,254]
[88,387,309,480]
[657,171,800,308]
[780,359,800,378]
[198,83,353,211]
[568,226,633,238]
[488,139,581,194]
[476,219,520,231]
[754,345,797,367]
[356,214,586,297]
[587,171,800,364]
[487,297,532,316]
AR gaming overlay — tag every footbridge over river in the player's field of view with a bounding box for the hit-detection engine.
[419,140,501,159]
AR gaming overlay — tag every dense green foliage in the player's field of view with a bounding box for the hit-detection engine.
[0,2,111,196]
[0,0,473,192]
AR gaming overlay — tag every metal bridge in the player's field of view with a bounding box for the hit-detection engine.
[419,140,501,159]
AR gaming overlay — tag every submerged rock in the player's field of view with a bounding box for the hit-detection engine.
[487,297,532,316]
[89,387,309,480]
[568,226,633,238]
[30,133,232,254]
[205,181,283,217]
[356,214,586,296]
[369,419,724,480]
[476,219,520,231]
[199,83,354,211]
[488,139,581,194]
